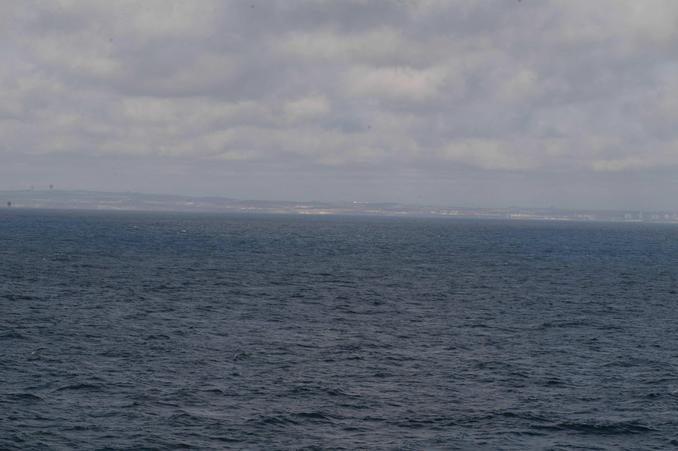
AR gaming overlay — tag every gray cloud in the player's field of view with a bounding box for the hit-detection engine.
[2,0,678,208]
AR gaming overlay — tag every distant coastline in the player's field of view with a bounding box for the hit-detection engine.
[0,189,676,224]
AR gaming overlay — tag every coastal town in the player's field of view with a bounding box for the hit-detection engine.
[2,189,678,224]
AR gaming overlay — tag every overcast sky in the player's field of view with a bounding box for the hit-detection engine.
[2,0,678,209]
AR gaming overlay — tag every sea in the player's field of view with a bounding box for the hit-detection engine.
[2,209,678,450]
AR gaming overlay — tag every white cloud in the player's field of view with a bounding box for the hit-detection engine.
[346,65,453,102]
[591,157,651,172]
[283,95,330,121]
[552,0,678,49]
[497,69,540,104]
[123,0,219,38]
[440,139,538,171]
[276,28,416,64]
[27,34,123,79]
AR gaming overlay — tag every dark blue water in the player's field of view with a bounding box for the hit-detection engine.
[2,210,678,450]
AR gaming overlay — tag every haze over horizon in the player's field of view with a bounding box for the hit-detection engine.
[3,1,678,210]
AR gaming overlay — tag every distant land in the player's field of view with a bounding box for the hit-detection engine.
[1,189,677,224]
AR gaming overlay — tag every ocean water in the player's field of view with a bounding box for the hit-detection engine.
[2,209,678,450]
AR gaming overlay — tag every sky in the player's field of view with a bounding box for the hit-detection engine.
[2,0,678,210]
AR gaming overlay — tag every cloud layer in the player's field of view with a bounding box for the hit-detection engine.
[3,0,678,207]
